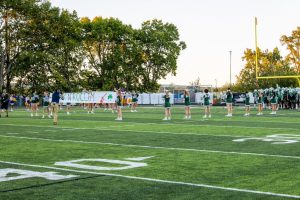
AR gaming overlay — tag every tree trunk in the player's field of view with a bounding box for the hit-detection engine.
[0,51,4,92]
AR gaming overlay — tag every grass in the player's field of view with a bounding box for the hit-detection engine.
[0,105,299,200]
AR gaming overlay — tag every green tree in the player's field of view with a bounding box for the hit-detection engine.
[0,0,37,92]
[234,47,296,92]
[138,19,186,91]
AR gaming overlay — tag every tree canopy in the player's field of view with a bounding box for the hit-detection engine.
[0,0,186,93]
[233,27,300,92]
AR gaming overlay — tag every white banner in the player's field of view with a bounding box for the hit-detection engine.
[60,91,116,104]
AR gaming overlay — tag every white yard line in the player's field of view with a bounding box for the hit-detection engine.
[58,118,300,129]
[26,131,39,134]
[0,124,254,138]
[1,135,300,160]
[0,160,299,199]
[0,123,296,138]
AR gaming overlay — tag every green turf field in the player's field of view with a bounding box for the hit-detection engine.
[0,106,299,200]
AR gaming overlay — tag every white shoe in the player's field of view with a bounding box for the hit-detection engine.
[188,115,191,119]
[244,113,248,116]
[31,113,33,117]
[184,116,188,119]
[115,117,122,121]
[134,110,137,112]
[42,115,45,119]
[131,110,134,112]
[67,112,70,115]
[162,117,168,121]
[208,115,211,118]
[203,115,207,118]
[48,115,51,118]
[168,117,171,120]
[35,113,38,117]
[91,111,94,114]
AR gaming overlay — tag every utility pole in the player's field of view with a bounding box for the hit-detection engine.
[229,50,232,87]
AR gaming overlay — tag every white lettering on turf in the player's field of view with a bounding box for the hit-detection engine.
[233,134,300,144]
[0,161,299,199]
[55,158,148,171]
[0,168,77,182]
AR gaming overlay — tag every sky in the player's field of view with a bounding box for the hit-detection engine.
[50,0,300,87]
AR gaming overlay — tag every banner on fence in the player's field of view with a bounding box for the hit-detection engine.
[60,91,116,104]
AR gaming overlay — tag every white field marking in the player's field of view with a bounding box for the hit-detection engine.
[44,130,57,132]
[0,168,77,182]
[55,158,147,171]
[0,160,299,199]
[6,133,19,135]
[2,115,300,129]
[125,156,155,161]
[55,119,300,131]
[233,134,300,145]
[1,135,300,160]
[26,131,39,134]
[0,124,256,138]
[207,118,300,124]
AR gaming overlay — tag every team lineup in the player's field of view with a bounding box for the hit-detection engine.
[1,86,299,124]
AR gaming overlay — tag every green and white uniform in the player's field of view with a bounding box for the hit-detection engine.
[270,93,277,104]
[226,91,233,104]
[164,95,171,108]
[184,95,190,107]
[43,95,50,107]
[257,95,263,104]
[132,93,139,103]
[116,95,122,107]
[204,93,210,106]
[245,93,250,106]
[31,94,39,104]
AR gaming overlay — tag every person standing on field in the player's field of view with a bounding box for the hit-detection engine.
[183,89,191,119]
[115,90,123,121]
[225,88,233,117]
[42,91,51,119]
[244,91,250,116]
[163,90,172,120]
[51,89,61,125]
[131,91,139,112]
[203,89,211,118]
[0,91,9,118]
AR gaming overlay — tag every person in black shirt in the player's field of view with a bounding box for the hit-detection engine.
[0,91,9,118]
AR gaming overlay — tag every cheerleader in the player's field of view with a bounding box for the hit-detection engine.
[30,92,39,117]
[244,91,250,116]
[203,89,211,118]
[131,91,139,112]
[0,92,9,118]
[87,103,94,114]
[225,88,233,117]
[51,89,61,125]
[183,89,191,119]
[256,90,263,115]
[163,91,171,120]
[9,94,17,112]
[115,90,123,120]
[42,91,51,118]
[270,91,278,115]
[25,95,31,111]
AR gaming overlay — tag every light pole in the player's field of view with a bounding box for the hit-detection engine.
[229,50,232,87]
[214,79,217,91]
